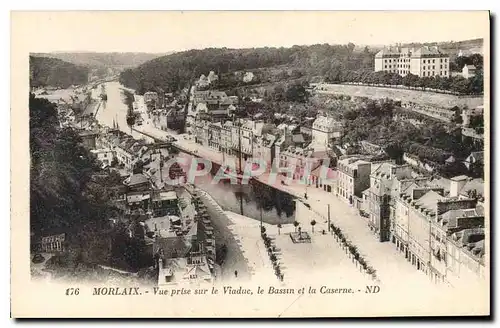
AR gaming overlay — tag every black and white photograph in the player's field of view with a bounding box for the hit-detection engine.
[11,10,490,318]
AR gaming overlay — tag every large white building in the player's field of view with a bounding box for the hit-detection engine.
[375,45,450,78]
[311,115,343,147]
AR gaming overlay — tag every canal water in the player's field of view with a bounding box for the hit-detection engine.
[177,153,296,225]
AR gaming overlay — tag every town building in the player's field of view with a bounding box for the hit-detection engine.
[431,204,484,282]
[362,162,414,242]
[462,65,477,79]
[463,151,484,171]
[446,227,486,287]
[192,90,230,106]
[392,179,482,283]
[40,233,66,253]
[90,148,115,168]
[144,91,161,108]
[375,45,450,78]
[123,173,152,192]
[78,130,99,149]
[461,105,483,127]
[449,175,485,204]
[253,133,277,168]
[152,191,215,286]
[311,115,343,147]
[336,156,372,204]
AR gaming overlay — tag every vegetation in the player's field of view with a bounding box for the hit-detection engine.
[325,68,483,95]
[118,45,483,96]
[329,222,378,281]
[339,97,481,170]
[450,53,484,71]
[30,95,153,272]
[310,219,316,233]
[30,56,89,88]
[31,52,170,70]
[119,44,376,94]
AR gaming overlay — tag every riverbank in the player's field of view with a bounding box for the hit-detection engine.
[196,189,253,282]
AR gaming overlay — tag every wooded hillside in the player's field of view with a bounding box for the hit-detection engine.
[30,56,89,88]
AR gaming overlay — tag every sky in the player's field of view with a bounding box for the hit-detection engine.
[13,11,489,53]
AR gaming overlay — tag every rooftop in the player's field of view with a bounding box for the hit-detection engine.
[441,208,483,229]
[124,174,150,187]
[415,190,445,212]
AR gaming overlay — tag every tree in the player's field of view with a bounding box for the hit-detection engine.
[385,143,404,164]
[277,223,282,235]
[469,70,484,94]
[30,94,118,242]
[451,107,463,125]
[310,219,316,233]
[469,115,484,134]
[293,221,299,232]
[285,83,308,103]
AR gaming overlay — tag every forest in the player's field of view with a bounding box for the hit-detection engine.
[29,56,89,88]
[119,43,375,94]
[30,94,150,272]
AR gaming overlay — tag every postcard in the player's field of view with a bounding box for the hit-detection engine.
[11,10,490,318]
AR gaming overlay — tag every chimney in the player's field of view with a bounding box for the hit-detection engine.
[450,176,468,197]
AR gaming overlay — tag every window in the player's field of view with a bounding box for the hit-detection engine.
[440,65,442,69]
[433,65,435,69]
[384,65,387,69]
[433,59,435,63]
[423,59,426,63]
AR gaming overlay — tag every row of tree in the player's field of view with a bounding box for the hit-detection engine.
[325,69,483,95]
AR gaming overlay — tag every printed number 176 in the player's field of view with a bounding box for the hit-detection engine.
[65,288,79,296]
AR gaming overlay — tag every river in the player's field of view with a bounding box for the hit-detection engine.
[94,81,146,140]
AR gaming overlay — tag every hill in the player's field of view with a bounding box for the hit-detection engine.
[31,52,173,70]
[400,38,483,56]
[29,56,89,88]
[119,44,376,93]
